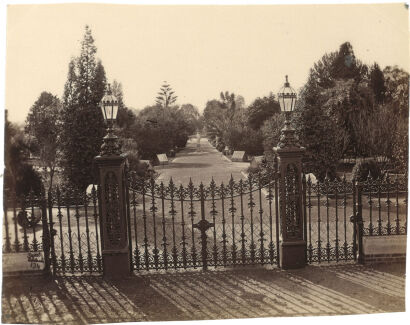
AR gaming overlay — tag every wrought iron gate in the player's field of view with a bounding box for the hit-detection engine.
[3,169,407,275]
[126,167,280,271]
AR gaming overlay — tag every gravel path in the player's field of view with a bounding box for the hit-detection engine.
[156,137,249,185]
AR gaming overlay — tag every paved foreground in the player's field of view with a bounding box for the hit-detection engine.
[2,263,405,324]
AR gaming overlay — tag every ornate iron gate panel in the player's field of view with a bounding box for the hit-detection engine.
[303,173,408,264]
[47,187,103,274]
[3,187,103,275]
[303,175,356,263]
[126,168,280,271]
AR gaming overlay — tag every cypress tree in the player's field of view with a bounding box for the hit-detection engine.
[60,25,106,190]
[369,63,386,104]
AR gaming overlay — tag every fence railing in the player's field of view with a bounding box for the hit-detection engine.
[3,190,47,254]
[3,186,102,275]
[3,171,407,274]
[303,173,408,264]
[359,174,408,236]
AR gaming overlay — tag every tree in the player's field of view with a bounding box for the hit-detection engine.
[203,91,244,140]
[222,124,264,156]
[369,63,386,104]
[63,59,77,106]
[383,65,409,118]
[294,83,342,181]
[220,91,235,109]
[60,25,107,190]
[321,79,375,157]
[309,51,338,89]
[220,91,236,123]
[202,91,264,155]
[260,113,285,152]
[25,92,62,190]
[130,104,192,160]
[382,66,409,172]
[180,103,200,134]
[156,82,177,108]
[203,99,226,139]
[235,95,246,110]
[295,42,375,169]
[352,103,398,169]
[331,42,365,81]
[111,79,137,137]
[247,93,281,130]
[392,118,408,173]
[4,111,43,197]
[294,42,407,178]
[203,91,262,154]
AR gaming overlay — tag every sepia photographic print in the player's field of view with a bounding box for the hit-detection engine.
[1,1,409,324]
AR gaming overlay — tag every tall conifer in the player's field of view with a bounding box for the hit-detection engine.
[60,25,106,190]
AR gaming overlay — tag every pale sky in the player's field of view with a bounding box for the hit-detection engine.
[5,3,409,123]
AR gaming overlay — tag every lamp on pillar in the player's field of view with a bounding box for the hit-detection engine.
[277,75,299,149]
[94,83,131,278]
[99,84,121,156]
[274,75,306,269]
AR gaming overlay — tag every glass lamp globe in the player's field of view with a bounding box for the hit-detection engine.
[100,84,119,123]
[277,75,297,112]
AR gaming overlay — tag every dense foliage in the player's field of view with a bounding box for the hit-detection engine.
[294,42,408,179]
[25,92,62,190]
[60,25,107,190]
[247,93,280,130]
[203,91,265,156]
[4,113,43,197]
[128,105,192,160]
[120,83,199,162]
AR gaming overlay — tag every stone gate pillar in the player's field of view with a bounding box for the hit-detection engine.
[95,155,130,278]
[94,123,131,279]
[274,114,306,269]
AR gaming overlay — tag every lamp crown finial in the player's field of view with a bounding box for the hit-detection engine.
[285,75,289,87]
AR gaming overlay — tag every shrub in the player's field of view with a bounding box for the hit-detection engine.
[247,165,263,174]
[352,159,381,181]
[135,161,154,178]
[15,164,44,198]
[175,133,189,148]
[216,142,225,152]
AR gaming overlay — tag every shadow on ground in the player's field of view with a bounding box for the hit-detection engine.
[2,263,405,324]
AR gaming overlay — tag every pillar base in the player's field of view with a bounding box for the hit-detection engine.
[102,251,131,279]
[280,240,306,269]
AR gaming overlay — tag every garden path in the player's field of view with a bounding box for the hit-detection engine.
[156,137,249,185]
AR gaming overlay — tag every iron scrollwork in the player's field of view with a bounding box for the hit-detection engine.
[104,171,122,248]
[284,163,300,239]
